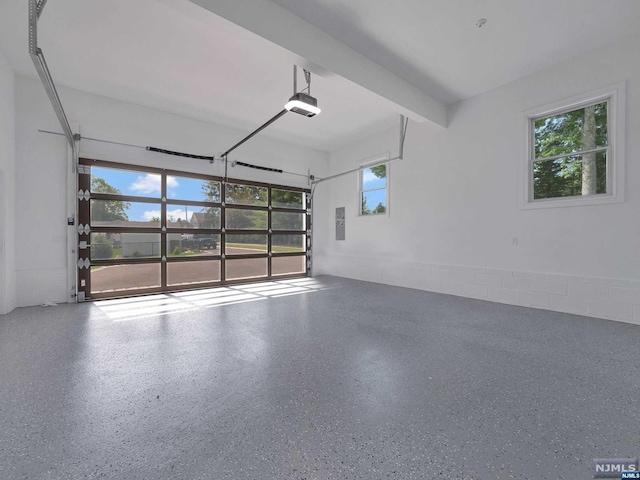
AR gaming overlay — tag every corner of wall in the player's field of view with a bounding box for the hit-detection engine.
[0,44,16,315]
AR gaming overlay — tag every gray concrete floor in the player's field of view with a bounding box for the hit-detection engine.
[0,276,638,479]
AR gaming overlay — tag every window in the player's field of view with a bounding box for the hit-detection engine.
[77,160,310,299]
[522,83,625,208]
[359,163,388,215]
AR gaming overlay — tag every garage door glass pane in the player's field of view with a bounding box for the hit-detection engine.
[226,209,267,230]
[271,189,303,209]
[91,233,162,260]
[91,264,161,293]
[118,233,162,258]
[272,234,305,253]
[169,177,220,203]
[272,212,304,231]
[91,167,161,198]
[91,200,161,227]
[272,256,306,276]
[166,206,220,229]
[226,234,267,255]
[226,258,267,280]
[168,234,219,257]
[167,260,221,286]
[225,183,267,206]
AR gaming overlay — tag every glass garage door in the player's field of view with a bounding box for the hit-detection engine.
[77,159,310,299]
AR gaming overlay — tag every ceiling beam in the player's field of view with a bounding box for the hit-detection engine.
[188,0,447,128]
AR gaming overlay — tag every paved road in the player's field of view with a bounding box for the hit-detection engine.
[91,248,305,293]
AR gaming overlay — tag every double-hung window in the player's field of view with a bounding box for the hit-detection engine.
[359,162,388,215]
[523,83,625,208]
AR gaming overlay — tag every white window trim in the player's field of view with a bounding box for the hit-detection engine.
[357,153,390,217]
[520,82,625,209]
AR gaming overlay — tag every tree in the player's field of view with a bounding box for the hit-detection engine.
[361,165,387,215]
[533,102,607,199]
[272,189,303,208]
[369,164,386,179]
[225,184,267,205]
[373,202,386,214]
[201,181,221,203]
[361,196,371,215]
[581,105,597,195]
[91,177,130,222]
[92,234,113,259]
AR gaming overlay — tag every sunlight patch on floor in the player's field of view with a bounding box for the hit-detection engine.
[94,278,331,321]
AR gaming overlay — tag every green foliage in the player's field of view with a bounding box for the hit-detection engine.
[369,164,386,179]
[172,245,181,255]
[92,234,113,260]
[200,207,221,229]
[226,209,267,230]
[272,189,303,208]
[373,202,386,214]
[91,177,130,222]
[198,182,305,244]
[132,250,142,257]
[272,212,303,230]
[533,102,607,199]
[361,196,386,215]
[272,234,303,248]
[201,181,221,203]
[361,195,371,215]
[225,184,267,206]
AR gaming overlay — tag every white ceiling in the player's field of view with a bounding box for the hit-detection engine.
[1,0,639,152]
[271,0,640,104]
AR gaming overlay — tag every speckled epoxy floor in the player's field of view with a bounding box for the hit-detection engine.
[1,276,639,479]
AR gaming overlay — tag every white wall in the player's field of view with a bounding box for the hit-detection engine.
[315,34,640,324]
[15,77,328,307]
[0,47,16,315]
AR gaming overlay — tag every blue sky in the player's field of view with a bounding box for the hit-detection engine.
[362,167,387,213]
[92,167,211,222]
[362,168,386,190]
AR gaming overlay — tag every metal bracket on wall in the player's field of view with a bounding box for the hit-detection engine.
[310,115,408,190]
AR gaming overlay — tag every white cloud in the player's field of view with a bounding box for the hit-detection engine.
[166,208,189,222]
[167,176,178,189]
[141,210,161,221]
[130,174,178,195]
[141,208,189,222]
[130,174,161,194]
[362,170,378,184]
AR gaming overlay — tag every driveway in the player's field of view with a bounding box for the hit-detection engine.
[91,251,306,294]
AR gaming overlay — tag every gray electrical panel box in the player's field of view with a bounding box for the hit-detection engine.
[336,207,345,241]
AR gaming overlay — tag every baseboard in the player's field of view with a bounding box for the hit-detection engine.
[320,255,640,325]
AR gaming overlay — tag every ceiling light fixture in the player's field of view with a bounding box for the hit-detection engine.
[285,93,321,117]
[285,66,321,117]
[220,65,321,158]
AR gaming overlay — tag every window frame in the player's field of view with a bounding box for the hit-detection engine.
[521,82,625,209]
[358,154,390,217]
[78,159,310,299]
